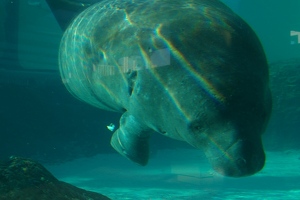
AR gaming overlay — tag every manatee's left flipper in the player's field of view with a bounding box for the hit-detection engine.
[111,112,152,166]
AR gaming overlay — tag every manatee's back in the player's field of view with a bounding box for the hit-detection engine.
[59,1,133,112]
[58,0,240,112]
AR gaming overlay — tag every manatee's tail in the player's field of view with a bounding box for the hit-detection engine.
[110,113,151,166]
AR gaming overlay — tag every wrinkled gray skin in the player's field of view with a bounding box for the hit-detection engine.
[59,0,272,177]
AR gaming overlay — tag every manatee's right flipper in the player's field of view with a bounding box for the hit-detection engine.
[111,112,152,166]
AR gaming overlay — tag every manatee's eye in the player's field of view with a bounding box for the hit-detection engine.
[157,128,167,135]
[160,131,167,135]
[188,120,203,133]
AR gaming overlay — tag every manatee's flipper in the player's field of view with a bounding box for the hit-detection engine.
[111,112,151,166]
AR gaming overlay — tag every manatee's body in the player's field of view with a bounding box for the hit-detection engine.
[59,0,272,177]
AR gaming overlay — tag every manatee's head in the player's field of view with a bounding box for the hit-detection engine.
[185,112,268,178]
[186,98,270,177]
[158,56,272,177]
[164,74,272,177]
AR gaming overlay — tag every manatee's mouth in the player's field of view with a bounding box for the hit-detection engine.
[205,138,265,177]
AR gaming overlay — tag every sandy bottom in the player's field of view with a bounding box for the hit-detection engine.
[46,149,300,199]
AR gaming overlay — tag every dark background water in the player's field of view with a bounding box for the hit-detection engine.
[0,0,299,164]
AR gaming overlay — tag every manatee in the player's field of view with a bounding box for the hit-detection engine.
[59,0,272,177]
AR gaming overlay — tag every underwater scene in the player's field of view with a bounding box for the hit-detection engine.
[0,0,299,199]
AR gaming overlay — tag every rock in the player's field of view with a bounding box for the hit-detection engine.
[0,156,110,200]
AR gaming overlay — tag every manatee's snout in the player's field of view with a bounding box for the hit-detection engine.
[205,138,265,177]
